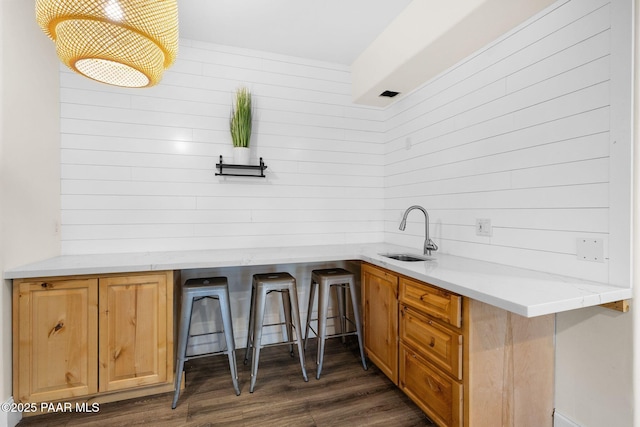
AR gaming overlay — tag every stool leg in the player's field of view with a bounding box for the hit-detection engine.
[348,279,368,371]
[304,280,317,351]
[219,289,241,396]
[250,287,267,393]
[335,284,347,344]
[282,290,294,357]
[316,280,331,379]
[288,285,309,382]
[244,281,256,365]
[172,293,194,409]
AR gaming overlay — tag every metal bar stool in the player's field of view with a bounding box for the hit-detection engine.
[244,272,308,392]
[304,268,367,379]
[172,277,240,409]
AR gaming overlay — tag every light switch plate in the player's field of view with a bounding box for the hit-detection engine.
[475,218,492,237]
[576,238,604,262]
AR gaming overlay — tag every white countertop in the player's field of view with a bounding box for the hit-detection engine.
[3,243,631,318]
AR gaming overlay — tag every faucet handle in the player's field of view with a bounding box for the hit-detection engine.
[424,239,438,255]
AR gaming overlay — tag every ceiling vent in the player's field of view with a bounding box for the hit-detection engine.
[379,90,400,98]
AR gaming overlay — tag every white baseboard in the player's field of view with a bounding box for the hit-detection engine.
[2,396,22,427]
[554,411,582,427]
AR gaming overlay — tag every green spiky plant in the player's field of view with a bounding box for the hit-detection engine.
[230,87,252,148]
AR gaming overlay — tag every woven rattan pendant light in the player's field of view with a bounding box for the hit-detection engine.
[36,0,178,88]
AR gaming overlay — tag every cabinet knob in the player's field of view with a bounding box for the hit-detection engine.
[41,282,50,288]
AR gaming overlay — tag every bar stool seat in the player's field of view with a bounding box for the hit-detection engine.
[244,272,308,392]
[304,268,367,379]
[172,277,240,409]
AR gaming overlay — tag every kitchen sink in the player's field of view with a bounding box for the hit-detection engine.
[380,253,434,262]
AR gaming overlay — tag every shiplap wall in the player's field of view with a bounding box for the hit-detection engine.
[383,0,632,285]
[58,0,631,287]
[60,41,385,254]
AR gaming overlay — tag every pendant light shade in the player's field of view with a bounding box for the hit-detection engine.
[36,0,178,88]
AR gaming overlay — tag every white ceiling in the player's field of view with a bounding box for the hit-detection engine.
[177,0,413,65]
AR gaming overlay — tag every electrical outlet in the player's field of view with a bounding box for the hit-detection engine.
[475,218,492,237]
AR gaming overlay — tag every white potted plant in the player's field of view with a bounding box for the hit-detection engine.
[230,87,252,164]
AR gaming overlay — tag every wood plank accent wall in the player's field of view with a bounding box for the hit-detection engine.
[57,0,631,289]
[383,0,632,285]
[59,41,385,254]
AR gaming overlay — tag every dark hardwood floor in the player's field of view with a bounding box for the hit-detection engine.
[17,339,435,426]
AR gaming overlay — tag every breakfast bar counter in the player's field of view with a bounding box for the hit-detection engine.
[7,243,631,425]
[4,242,631,318]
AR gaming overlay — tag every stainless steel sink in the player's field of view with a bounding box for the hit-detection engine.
[380,253,434,262]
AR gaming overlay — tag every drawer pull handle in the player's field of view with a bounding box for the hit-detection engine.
[429,337,436,347]
[41,282,50,288]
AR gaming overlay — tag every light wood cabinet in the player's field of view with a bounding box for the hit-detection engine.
[399,276,464,427]
[99,274,170,392]
[400,344,462,427]
[13,277,98,403]
[362,262,554,427]
[13,271,174,405]
[361,263,399,384]
[400,305,462,380]
[399,277,461,328]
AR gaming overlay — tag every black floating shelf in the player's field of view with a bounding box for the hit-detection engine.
[215,155,267,178]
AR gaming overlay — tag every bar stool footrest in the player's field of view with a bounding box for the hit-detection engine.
[183,349,231,360]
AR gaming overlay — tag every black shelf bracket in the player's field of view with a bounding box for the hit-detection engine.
[215,155,267,178]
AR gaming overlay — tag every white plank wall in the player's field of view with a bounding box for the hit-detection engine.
[57,0,631,288]
[59,41,385,254]
[383,0,631,284]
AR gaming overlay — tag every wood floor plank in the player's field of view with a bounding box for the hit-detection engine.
[18,339,435,426]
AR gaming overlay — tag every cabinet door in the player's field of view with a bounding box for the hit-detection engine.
[99,273,171,392]
[362,263,399,384]
[14,278,98,403]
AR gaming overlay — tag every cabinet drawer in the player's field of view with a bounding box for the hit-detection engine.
[400,345,462,427]
[400,305,462,380]
[400,278,461,328]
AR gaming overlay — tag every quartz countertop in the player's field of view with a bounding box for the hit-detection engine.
[3,243,631,318]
